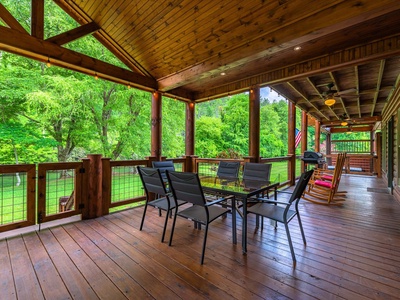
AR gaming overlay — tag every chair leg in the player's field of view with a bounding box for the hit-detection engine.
[284,222,296,263]
[161,210,169,243]
[200,223,209,265]
[140,203,148,231]
[297,214,307,245]
[168,212,178,246]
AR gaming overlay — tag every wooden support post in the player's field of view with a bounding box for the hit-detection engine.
[31,0,44,39]
[185,102,195,156]
[375,132,382,177]
[288,101,296,185]
[84,154,103,219]
[249,85,260,162]
[315,119,321,152]
[101,158,111,216]
[301,111,308,173]
[300,111,308,173]
[151,91,162,160]
[80,158,90,219]
[326,133,332,166]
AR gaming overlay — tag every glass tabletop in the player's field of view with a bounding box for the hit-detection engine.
[200,176,279,198]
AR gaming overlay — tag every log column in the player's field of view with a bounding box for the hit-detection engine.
[315,119,321,152]
[249,85,260,162]
[301,111,308,173]
[151,91,162,160]
[288,101,296,185]
[185,101,196,172]
[185,102,195,156]
[83,154,103,219]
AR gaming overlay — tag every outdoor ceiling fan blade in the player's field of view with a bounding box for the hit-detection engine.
[336,88,358,95]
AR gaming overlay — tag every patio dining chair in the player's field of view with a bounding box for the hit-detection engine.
[216,161,241,180]
[243,162,272,181]
[152,160,175,181]
[166,170,231,264]
[247,169,314,264]
[137,166,186,242]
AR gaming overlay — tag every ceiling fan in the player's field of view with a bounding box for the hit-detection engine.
[319,83,358,106]
[339,113,354,126]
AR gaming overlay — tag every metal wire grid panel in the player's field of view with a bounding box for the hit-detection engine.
[45,169,75,215]
[111,165,145,205]
[0,172,27,225]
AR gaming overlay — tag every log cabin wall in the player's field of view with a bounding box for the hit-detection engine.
[382,94,400,203]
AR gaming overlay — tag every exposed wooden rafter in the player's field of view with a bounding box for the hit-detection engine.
[0,26,157,90]
[46,22,101,46]
[329,72,349,117]
[371,60,385,116]
[354,66,361,118]
[53,0,152,77]
[0,3,28,33]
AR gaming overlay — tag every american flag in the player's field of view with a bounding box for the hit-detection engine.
[295,128,301,148]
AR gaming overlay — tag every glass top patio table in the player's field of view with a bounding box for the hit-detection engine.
[200,176,279,254]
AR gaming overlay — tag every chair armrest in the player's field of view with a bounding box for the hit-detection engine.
[205,196,233,206]
[255,198,290,206]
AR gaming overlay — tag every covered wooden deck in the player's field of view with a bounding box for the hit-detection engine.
[1,175,400,300]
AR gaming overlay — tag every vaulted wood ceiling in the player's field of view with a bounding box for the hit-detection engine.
[1,0,400,129]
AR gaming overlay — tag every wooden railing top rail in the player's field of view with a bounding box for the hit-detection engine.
[260,156,291,163]
[108,159,148,167]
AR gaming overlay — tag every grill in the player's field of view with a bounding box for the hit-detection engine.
[301,151,326,168]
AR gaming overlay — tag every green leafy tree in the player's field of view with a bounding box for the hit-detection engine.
[162,98,185,158]
[195,116,224,158]
[220,94,249,156]
[26,74,93,162]
[260,103,284,157]
[87,81,151,160]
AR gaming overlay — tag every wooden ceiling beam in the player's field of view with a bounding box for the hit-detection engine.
[46,22,100,46]
[158,1,400,92]
[0,26,157,90]
[354,66,361,118]
[195,34,400,101]
[371,59,385,116]
[330,125,373,133]
[0,3,28,33]
[31,0,44,39]
[321,116,381,127]
[329,71,349,117]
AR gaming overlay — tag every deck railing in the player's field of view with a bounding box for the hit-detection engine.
[331,139,371,154]
[0,152,377,234]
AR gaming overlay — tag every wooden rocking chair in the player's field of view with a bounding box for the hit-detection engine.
[303,153,347,205]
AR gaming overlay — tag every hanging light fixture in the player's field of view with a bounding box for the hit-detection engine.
[341,121,348,126]
[46,57,51,67]
[324,97,336,106]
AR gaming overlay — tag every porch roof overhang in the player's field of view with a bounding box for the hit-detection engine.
[1,0,400,130]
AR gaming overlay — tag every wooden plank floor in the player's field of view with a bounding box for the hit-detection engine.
[1,175,400,299]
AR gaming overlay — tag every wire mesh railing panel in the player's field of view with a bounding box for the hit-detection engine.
[197,161,220,178]
[268,161,287,183]
[0,172,28,225]
[111,165,145,204]
[332,140,371,154]
[45,169,75,215]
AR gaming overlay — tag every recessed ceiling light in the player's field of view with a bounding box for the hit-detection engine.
[294,46,301,51]
[220,72,226,76]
